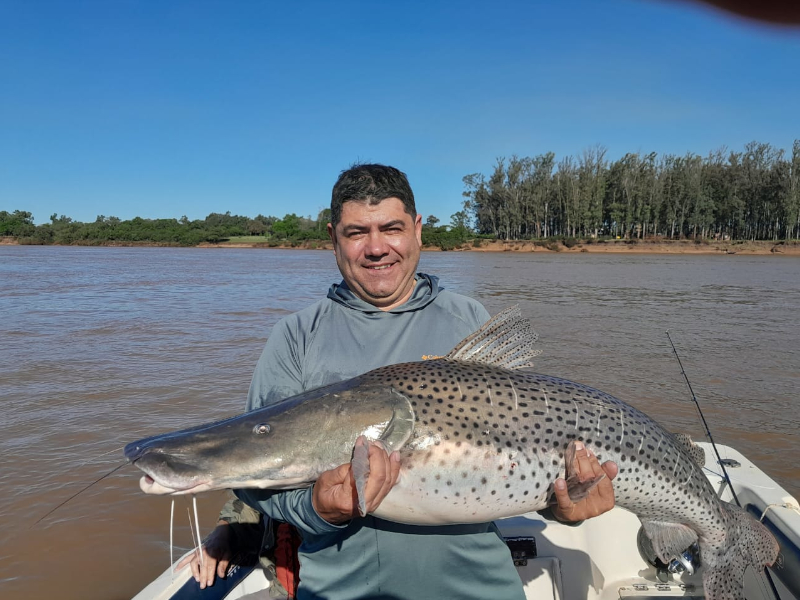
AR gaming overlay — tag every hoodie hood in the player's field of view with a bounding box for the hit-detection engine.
[327,273,442,314]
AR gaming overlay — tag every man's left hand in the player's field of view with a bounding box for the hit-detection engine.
[551,441,618,523]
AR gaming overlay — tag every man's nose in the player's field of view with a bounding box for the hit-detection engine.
[364,231,390,257]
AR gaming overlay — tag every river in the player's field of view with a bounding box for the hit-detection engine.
[1,245,797,599]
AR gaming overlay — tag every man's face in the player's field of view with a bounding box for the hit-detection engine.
[328,197,422,311]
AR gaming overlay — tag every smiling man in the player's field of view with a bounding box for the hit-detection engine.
[182,164,617,599]
[329,196,422,311]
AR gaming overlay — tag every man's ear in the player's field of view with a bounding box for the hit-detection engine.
[327,222,337,255]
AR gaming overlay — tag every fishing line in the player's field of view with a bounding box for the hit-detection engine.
[32,462,128,526]
[666,331,780,600]
[665,330,740,506]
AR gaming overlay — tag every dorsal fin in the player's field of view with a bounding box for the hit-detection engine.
[445,306,541,370]
[671,432,706,467]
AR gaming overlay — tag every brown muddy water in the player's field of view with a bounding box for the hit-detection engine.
[1,246,798,599]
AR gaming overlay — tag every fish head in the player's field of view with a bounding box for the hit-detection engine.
[124,379,415,495]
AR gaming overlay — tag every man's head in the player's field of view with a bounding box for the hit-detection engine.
[328,164,423,311]
[330,164,417,228]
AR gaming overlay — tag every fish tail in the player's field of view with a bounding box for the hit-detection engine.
[700,501,779,600]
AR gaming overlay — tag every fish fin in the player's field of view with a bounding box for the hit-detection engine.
[640,520,698,564]
[351,436,370,517]
[701,558,745,600]
[351,391,413,518]
[562,472,606,502]
[545,440,606,503]
[700,502,779,600]
[445,306,541,370]
[377,389,415,451]
[671,432,706,467]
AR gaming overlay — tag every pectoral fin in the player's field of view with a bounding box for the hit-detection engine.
[351,436,370,517]
[559,439,606,502]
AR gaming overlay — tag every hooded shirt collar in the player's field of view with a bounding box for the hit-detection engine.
[327,273,442,314]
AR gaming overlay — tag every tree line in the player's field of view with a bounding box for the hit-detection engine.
[0,210,333,246]
[0,206,472,249]
[462,141,800,241]
[5,140,798,248]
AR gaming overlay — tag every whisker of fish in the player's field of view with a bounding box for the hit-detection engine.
[186,507,199,566]
[193,495,203,569]
[169,499,175,579]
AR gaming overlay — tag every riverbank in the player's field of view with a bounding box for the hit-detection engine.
[3,236,798,255]
[197,238,800,255]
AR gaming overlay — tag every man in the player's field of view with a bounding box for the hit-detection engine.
[181,164,617,598]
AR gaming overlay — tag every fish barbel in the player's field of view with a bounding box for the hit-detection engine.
[125,307,778,600]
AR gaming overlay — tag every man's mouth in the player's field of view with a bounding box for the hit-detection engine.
[365,264,393,271]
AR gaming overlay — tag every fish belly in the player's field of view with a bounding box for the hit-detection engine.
[372,440,553,525]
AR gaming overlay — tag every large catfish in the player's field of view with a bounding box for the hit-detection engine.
[125,308,778,600]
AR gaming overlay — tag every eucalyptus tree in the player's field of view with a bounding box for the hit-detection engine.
[788,141,800,240]
[577,145,607,237]
[554,156,580,237]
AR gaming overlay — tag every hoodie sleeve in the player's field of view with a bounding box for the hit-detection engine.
[234,487,348,538]
[225,305,348,535]
[220,315,309,525]
[246,315,306,411]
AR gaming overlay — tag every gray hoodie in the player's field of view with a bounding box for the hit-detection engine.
[236,274,525,600]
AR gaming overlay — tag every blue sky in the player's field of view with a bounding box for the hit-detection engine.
[1,0,798,225]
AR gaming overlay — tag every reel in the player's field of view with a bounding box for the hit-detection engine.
[637,526,701,582]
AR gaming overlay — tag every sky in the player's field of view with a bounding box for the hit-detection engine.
[1,0,799,225]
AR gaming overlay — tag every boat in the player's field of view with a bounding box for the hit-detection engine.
[133,442,800,600]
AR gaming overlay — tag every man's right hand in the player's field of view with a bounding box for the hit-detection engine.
[177,521,234,589]
[312,440,401,525]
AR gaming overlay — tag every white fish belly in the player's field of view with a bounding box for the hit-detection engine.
[372,440,553,525]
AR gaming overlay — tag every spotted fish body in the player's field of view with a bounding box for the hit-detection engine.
[125,308,778,600]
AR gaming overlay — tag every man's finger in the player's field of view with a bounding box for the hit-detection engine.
[601,459,618,480]
[176,552,193,571]
[217,558,230,579]
[596,460,618,501]
[189,553,201,582]
[373,451,401,506]
[389,451,401,484]
[200,552,217,588]
[574,441,593,481]
[362,442,391,510]
[552,478,573,513]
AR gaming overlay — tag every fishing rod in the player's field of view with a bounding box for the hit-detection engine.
[666,332,782,600]
[665,330,740,506]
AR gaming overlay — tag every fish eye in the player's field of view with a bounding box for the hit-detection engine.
[253,423,271,435]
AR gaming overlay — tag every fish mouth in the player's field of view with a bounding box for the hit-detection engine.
[128,451,212,495]
[138,473,212,496]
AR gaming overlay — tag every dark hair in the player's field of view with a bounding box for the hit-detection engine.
[330,163,416,227]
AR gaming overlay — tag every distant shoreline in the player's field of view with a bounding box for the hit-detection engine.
[4,236,797,255]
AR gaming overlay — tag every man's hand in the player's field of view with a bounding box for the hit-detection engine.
[176,521,234,589]
[312,440,401,525]
[552,441,618,523]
